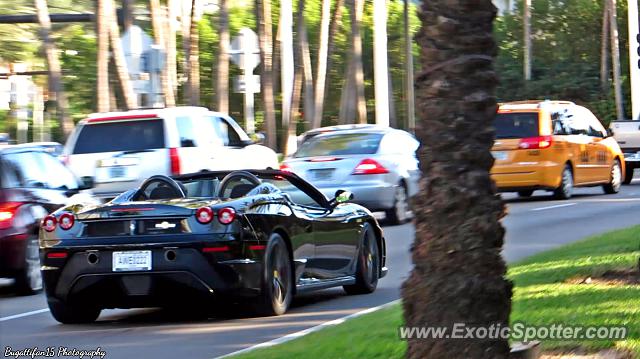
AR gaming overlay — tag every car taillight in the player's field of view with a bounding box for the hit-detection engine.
[353,158,389,175]
[59,213,75,230]
[218,207,236,225]
[196,207,213,224]
[169,147,181,176]
[46,251,68,259]
[0,202,21,230]
[518,136,553,150]
[42,215,57,232]
[279,163,293,172]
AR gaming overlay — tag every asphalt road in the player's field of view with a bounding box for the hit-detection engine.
[2,182,640,358]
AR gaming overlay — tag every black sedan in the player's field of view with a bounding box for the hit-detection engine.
[40,170,387,323]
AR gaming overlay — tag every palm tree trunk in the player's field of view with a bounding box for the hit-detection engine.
[609,0,624,120]
[600,0,610,91]
[324,0,344,97]
[150,0,175,107]
[217,0,230,113]
[352,0,366,124]
[181,0,192,103]
[167,0,178,102]
[523,0,532,80]
[298,0,314,129]
[34,0,74,138]
[401,1,512,358]
[404,0,415,131]
[105,0,137,110]
[257,0,277,149]
[96,0,109,112]
[311,0,332,129]
[188,0,200,105]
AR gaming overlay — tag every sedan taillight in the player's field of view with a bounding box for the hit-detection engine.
[0,202,21,230]
[353,158,389,175]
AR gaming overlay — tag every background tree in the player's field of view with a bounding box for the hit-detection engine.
[401,0,512,357]
[216,0,230,113]
[150,0,175,107]
[105,0,136,109]
[311,0,332,129]
[256,0,277,149]
[96,0,109,112]
[609,0,624,120]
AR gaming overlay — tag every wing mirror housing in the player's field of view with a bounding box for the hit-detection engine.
[251,132,266,145]
[606,128,614,138]
[79,176,95,190]
[330,190,354,208]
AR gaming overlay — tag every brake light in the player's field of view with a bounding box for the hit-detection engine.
[59,213,75,230]
[46,252,68,259]
[196,207,214,224]
[202,246,230,253]
[249,245,266,250]
[308,157,339,162]
[169,147,181,175]
[353,158,389,175]
[42,215,57,232]
[218,207,236,225]
[0,202,21,230]
[518,136,553,149]
[279,163,293,172]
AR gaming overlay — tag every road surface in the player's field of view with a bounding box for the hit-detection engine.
[2,183,640,358]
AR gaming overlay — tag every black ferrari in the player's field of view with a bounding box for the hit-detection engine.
[40,170,387,323]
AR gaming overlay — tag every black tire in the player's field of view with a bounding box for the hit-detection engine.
[385,183,410,225]
[517,190,534,198]
[48,298,101,324]
[14,236,42,296]
[253,233,293,316]
[623,166,634,185]
[344,223,379,295]
[553,164,574,200]
[603,159,622,194]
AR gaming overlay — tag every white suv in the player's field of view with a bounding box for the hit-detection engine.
[64,107,279,200]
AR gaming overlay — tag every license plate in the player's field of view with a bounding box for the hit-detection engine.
[110,166,126,178]
[310,169,335,181]
[112,251,152,272]
[492,151,508,161]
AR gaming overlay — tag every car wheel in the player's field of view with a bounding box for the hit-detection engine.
[385,183,410,225]
[48,298,101,324]
[623,166,634,185]
[517,190,534,198]
[344,223,379,295]
[253,234,293,316]
[14,236,42,296]
[553,164,574,200]
[603,159,622,194]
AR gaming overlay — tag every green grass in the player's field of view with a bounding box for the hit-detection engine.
[235,226,640,358]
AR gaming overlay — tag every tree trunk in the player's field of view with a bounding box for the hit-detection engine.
[34,0,74,138]
[122,0,133,30]
[188,0,200,105]
[257,0,277,149]
[609,0,624,120]
[311,0,332,128]
[181,0,192,103]
[338,60,355,124]
[167,0,178,103]
[352,0,366,124]
[105,0,137,110]
[600,0,610,91]
[299,0,314,129]
[96,0,109,112]
[387,72,397,127]
[324,0,344,97]
[150,0,175,107]
[401,1,512,358]
[216,0,230,113]
[404,0,415,131]
[372,0,389,126]
[523,0,532,80]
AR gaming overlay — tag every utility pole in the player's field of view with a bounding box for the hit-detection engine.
[373,0,389,126]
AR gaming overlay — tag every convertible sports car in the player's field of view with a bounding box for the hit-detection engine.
[39,170,387,323]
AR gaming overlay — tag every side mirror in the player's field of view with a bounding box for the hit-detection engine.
[79,176,95,190]
[253,132,266,145]
[606,128,614,138]
[330,189,354,208]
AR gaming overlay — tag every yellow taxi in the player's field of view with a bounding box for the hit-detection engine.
[491,100,625,199]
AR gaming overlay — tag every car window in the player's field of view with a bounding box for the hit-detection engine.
[261,177,324,208]
[36,152,79,190]
[380,131,419,155]
[73,119,165,154]
[208,116,243,147]
[579,108,607,138]
[494,112,539,139]
[562,107,590,135]
[295,133,383,157]
[176,116,198,147]
[0,156,22,188]
[2,151,48,188]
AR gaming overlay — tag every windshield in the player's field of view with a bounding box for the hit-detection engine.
[494,113,540,139]
[73,119,165,154]
[295,133,383,158]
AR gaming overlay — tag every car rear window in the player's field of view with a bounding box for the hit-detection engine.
[494,112,540,139]
[73,119,165,154]
[295,133,383,157]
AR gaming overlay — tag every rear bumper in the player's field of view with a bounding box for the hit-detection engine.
[42,245,263,308]
[315,182,396,211]
[491,161,562,191]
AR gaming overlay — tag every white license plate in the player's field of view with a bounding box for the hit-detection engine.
[492,151,508,161]
[311,169,335,181]
[110,166,126,178]
[112,251,152,272]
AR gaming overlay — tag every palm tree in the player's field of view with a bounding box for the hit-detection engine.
[187,0,200,105]
[340,0,366,125]
[167,0,178,101]
[311,0,331,129]
[34,0,74,138]
[523,0,532,80]
[403,0,415,131]
[256,0,277,149]
[104,0,137,110]
[96,0,109,112]
[609,0,624,120]
[150,0,175,107]
[216,0,230,113]
[600,0,609,91]
[401,1,512,358]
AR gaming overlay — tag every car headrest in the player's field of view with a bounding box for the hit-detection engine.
[229,184,256,199]
[149,185,180,200]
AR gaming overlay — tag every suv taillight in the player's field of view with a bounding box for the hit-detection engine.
[353,159,389,175]
[0,202,21,230]
[169,148,181,176]
[518,136,553,150]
